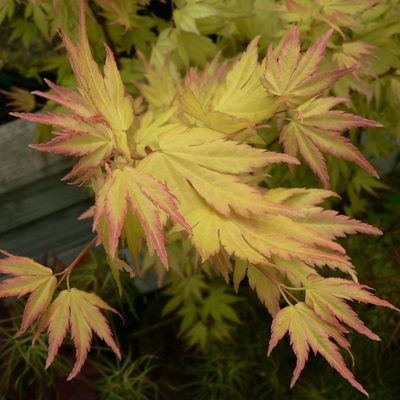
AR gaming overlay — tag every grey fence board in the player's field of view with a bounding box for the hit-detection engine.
[0,169,91,234]
[0,119,71,195]
[0,201,93,263]
[0,119,92,261]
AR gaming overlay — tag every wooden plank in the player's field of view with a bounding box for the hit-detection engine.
[0,201,93,263]
[0,119,71,195]
[0,169,91,234]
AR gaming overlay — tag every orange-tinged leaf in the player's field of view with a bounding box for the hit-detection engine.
[32,131,113,157]
[187,203,354,275]
[306,275,399,312]
[32,79,94,118]
[13,1,134,179]
[264,188,338,211]
[43,290,70,369]
[0,275,51,298]
[299,209,382,238]
[268,302,369,396]
[68,289,93,380]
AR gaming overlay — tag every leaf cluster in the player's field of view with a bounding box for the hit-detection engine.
[0,0,399,396]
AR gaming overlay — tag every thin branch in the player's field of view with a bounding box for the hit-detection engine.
[55,236,98,289]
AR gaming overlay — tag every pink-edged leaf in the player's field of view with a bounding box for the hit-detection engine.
[44,290,71,368]
[31,131,112,157]
[305,274,399,343]
[32,79,94,118]
[268,302,369,396]
[0,251,52,276]
[16,275,57,337]
[300,209,382,238]
[94,167,190,266]
[37,288,120,380]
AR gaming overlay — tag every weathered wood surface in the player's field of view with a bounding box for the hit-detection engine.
[0,119,70,195]
[0,119,92,262]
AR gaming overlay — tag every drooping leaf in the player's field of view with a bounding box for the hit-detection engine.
[94,166,191,267]
[0,251,57,336]
[33,288,121,380]
[268,302,369,396]
[246,264,281,316]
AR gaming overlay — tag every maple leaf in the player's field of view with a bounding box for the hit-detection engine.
[284,0,378,34]
[137,58,178,110]
[33,288,121,380]
[1,86,35,112]
[95,0,141,31]
[281,96,381,187]
[233,260,281,316]
[187,203,355,277]
[263,187,338,211]
[174,37,278,139]
[264,188,382,239]
[187,188,380,280]
[262,27,351,104]
[137,126,298,218]
[94,166,192,267]
[210,36,277,123]
[333,42,376,78]
[305,274,399,340]
[0,251,56,336]
[12,1,133,180]
[268,302,369,396]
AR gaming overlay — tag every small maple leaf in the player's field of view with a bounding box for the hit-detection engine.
[2,86,35,112]
[284,0,378,34]
[174,37,279,138]
[333,42,375,76]
[0,251,56,336]
[267,274,399,396]
[268,302,369,396]
[305,274,399,340]
[94,166,192,267]
[281,96,381,186]
[211,36,277,123]
[263,27,351,104]
[33,288,121,380]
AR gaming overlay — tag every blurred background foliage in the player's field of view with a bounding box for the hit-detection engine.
[0,0,399,398]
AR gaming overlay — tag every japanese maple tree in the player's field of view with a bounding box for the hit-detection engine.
[0,1,397,396]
